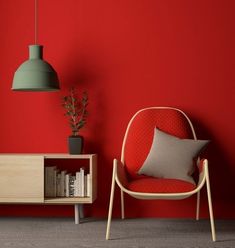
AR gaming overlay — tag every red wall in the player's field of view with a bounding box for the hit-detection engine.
[0,0,235,219]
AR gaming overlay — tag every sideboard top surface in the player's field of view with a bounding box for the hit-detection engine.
[0,154,97,159]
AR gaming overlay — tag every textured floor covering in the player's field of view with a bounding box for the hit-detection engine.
[0,217,234,248]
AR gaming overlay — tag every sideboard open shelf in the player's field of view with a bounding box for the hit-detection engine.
[0,153,97,223]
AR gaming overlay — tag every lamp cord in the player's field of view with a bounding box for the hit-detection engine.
[35,0,38,44]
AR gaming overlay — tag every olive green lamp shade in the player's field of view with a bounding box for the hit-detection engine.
[12,45,60,91]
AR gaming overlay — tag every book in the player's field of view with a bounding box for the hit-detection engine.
[54,169,58,197]
[45,166,57,197]
[56,173,61,197]
[79,168,85,197]
[44,166,90,198]
[87,173,91,197]
[69,175,76,197]
[65,173,71,197]
[74,178,79,197]
[60,170,67,197]
[75,171,80,196]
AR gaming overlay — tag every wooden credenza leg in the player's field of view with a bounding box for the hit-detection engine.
[75,204,84,224]
[74,204,80,224]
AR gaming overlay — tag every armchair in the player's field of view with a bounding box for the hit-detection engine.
[106,107,216,241]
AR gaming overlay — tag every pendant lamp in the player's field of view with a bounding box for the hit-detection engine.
[12,0,60,91]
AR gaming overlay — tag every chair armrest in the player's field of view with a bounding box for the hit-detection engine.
[114,159,129,187]
[198,158,207,173]
[197,158,208,185]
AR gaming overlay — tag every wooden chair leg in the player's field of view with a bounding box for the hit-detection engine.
[196,191,200,220]
[121,190,125,219]
[106,166,116,240]
[206,166,216,242]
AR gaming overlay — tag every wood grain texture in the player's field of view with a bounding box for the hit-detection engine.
[90,154,97,202]
[0,154,97,205]
[0,155,44,203]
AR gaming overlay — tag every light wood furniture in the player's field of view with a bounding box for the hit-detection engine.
[0,153,97,224]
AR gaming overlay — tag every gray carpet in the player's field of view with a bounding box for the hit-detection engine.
[0,217,234,248]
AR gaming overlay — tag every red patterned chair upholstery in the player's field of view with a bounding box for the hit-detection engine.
[106,107,216,241]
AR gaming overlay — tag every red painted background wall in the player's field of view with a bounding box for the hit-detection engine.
[0,0,235,219]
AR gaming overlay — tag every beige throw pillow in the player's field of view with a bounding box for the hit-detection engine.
[138,128,209,184]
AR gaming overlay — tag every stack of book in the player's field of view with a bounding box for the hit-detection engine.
[45,166,91,198]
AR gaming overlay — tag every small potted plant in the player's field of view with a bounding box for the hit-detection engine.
[62,87,88,154]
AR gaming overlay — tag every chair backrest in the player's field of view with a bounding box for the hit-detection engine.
[121,107,197,180]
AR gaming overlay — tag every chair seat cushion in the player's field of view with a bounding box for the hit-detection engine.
[127,177,196,193]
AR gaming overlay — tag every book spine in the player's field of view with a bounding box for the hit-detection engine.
[80,168,85,197]
[87,174,91,197]
[45,166,57,197]
[45,167,90,198]
[74,179,78,197]
[77,172,81,197]
[60,171,66,197]
[69,176,75,197]
[56,173,61,197]
[65,173,71,197]
[74,172,79,197]
[53,169,58,197]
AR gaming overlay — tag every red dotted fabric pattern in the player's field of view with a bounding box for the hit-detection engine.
[116,162,129,187]
[198,158,206,173]
[127,177,196,193]
[124,108,194,180]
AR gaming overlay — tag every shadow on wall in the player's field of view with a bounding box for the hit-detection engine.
[60,45,114,217]
[191,117,235,218]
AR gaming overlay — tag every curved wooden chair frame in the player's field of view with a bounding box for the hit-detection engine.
[106,107,216,241]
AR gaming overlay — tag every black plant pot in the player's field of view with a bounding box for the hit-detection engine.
[68,135,84,154]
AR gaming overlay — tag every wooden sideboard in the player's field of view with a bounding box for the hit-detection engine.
[0,154,97,224]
